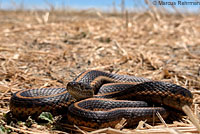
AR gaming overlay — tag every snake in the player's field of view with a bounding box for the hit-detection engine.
[9,70,193,128]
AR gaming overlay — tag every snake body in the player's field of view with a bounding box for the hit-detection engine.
[10,70,193,128]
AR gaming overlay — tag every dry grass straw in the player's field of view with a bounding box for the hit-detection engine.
[182,105,200,132]
[0,2,200,133]
[4,125,47,134]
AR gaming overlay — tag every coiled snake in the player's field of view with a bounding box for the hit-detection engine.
[10,70,193,128]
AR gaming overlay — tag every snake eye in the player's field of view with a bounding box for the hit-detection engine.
[80,84,85,90]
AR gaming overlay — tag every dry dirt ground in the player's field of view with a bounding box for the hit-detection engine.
[0,10,200,134]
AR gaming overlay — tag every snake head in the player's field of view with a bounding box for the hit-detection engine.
[67,82,94,100]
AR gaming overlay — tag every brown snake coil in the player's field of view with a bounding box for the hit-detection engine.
[10,70,193,128]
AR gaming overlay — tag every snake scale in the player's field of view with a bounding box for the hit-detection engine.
[10,70,193,128]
